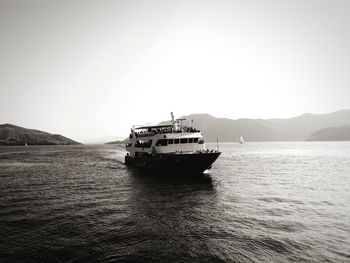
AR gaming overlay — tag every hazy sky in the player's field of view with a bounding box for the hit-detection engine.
[1,0,349,141]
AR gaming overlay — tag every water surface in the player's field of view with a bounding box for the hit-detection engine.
[1,142,349,262]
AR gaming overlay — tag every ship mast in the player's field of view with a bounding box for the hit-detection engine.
[171,112,178,131]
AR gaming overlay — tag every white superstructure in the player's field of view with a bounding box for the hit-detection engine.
[126,113,207,157]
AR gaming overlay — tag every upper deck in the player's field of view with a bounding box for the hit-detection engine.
[131,125,200,139]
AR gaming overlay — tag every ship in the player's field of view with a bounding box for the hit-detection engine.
[125,112,221,174]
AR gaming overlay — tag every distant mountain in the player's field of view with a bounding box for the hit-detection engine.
[105,139,127,145]
[308,125,350,141]
[83,136,125,145]
[0,124,81,146]
[166,110,350,142]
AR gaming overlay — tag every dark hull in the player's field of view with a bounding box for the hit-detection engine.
[125,152,221,174]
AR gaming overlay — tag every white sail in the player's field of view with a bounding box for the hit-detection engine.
[239,136,245,144]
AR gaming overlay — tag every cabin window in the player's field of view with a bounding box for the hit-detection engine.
[194,138,199,143]
[180,138,187,144]
[156,139,168,146]
[198,139,204,144]
[174,139,179,144]
[188,138,193,143]
[135,139,152,148]
[168,139,174,144]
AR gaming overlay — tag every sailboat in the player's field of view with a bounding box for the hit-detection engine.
[239,136,245,144]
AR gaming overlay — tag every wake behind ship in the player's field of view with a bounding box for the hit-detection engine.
[125,113,221,174]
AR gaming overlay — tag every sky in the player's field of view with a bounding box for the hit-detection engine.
[0,0,349,142]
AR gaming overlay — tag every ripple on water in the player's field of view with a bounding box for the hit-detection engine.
[0,143,350,262]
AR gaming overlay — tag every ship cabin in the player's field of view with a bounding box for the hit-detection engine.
[126,124,206,157]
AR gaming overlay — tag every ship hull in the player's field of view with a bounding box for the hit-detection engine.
[125,152,221,174]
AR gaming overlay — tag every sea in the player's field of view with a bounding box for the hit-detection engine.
[0,142,349,263]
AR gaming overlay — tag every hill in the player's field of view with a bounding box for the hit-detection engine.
[308,125,350,141]
[163,110,350,142]
[0,124,81,146]
[105,139,127,145]
[83,136,128,145]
